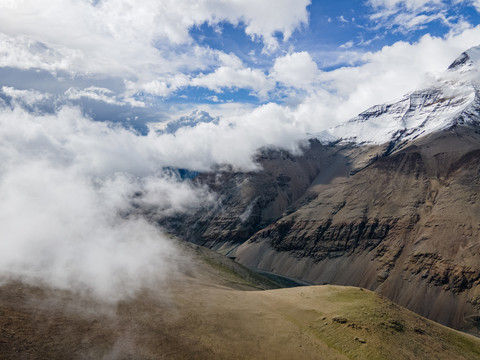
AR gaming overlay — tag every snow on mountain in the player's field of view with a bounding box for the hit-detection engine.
[148,110,219,134]
[448,45,480,72]
[317,45,480,146]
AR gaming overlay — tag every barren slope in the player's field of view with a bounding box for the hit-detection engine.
[0,241,479,359]
[233,124,480,333]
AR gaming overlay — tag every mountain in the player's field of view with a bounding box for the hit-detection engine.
[320,45,480,149]
[165,46,480,334]
[2,240,479,359]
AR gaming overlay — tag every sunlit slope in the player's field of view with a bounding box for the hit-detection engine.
[0,242,479,359]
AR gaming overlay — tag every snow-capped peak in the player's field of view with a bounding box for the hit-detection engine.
[448,45,480,72]
[317,46,480,147]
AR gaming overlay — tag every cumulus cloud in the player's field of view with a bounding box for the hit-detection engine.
[158,110,218,134]
[65,86,123,105]
[473,0,480,11]
[150,102,306,171]
[271,51,320,90]
[191,62,274,98]
[0,0,309,97]
[213,0,310,52]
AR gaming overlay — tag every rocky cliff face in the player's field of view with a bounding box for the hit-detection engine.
[164,46,480,334]
[232,124,480,332]
[160,140,355,253]
[167,125,480,332]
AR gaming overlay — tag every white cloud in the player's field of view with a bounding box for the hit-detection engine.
[271,51,319,90]
[64,86,146,108]
[160,110,218,134]
[65,86,121,105]
[1,86,51,106]
[0,0,310,95]
[366,0,467,33]
[0,162,181,300]
[0,105,215,299]
[191,65,274,98]
[473,0,480,11]
[0,33,82,73]
[188,52,274,97]
[206,0,311,52]
[151,102,306,171]
[339,41,354,49]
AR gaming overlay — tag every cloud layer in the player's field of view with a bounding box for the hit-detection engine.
[0,104,216,299]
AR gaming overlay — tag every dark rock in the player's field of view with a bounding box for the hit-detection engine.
[332,316,348,324]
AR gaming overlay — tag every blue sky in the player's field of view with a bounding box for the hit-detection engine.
[1,0,480,133]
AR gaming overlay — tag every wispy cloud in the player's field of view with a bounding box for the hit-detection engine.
[365,0,475,33]
[339,41,355,49]
[1,86,51,107]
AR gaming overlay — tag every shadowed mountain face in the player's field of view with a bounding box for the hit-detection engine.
[164,47,480,334]
[233,124,480,333]
[167,125,480,333]
[160,139,384,253]
[160,140,356,253]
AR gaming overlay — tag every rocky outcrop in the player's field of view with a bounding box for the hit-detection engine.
[160,140,355,253]
[252,217,395,261]
[163,46,480,333]
[231,125,480,333]
[162,124,480,332]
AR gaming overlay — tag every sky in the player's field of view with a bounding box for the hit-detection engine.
[1,0,480,298]
[1,0,480,133]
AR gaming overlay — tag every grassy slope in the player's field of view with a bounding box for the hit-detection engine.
[0,242,479,359]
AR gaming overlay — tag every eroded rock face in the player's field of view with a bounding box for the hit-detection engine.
[232,125,480,333]
[164,123,480,332]
[160,140,354,253]
[160,47,480,333]
[252,217,395,262]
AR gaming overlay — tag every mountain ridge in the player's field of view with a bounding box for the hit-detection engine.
[318,45,480,150]
[164,46,480,334]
